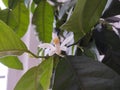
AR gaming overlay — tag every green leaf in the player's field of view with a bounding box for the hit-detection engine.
[102,51,120,75]
[39,58,53,90]
[30,1,36,13]
[0,9,17,30]
[8,0,19,9]
[32,0,54,42]
[93,25,120,54]
[0,1,29,37]
[53,56,120,90]
[15,57,53,90]
[0,20,27,57]
[11,1,29,37]
[61,0,107,41]
[93,25,120,74]
[0,56,23,69]
[15,66,43,90]
[81,0,107,32]
[53,57,81,90]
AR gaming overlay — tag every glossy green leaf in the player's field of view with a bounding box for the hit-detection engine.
[53,56,120,90]
[0,56,23,69]
[15,57,53,90]
[32,0,54,42]
[61,0,107,41]
[0,20,27,57]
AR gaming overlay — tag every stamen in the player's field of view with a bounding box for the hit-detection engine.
[53,37,60,45]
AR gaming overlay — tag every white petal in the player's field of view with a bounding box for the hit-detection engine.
[52,32,58,39]
[61,34,73,47]
[49,49,56,56]
[60,36,64,43]
[38,43,55,50]
[112,27,120,37]
[44,48,51,56]
[57,0,68,3]
[60,46,67,51]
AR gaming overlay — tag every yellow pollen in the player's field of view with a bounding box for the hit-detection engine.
[53,37,60,45]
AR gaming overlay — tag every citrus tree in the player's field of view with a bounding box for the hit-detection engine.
[0,0,120,90]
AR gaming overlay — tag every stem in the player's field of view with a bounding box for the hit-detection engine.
[67,40,80,47]
[27,50,50,59]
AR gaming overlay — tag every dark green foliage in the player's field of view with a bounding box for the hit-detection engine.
[32,0,54,42]
[0,0,120,90]
[102,0,120,18]
[8,0,19,9]
[53,56,120,90]
[33,0,41,4]
[93,24,120,75]
[61,0,107,41]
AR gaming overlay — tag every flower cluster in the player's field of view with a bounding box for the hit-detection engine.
[38,32,73,57]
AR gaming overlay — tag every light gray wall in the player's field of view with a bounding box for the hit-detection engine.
[7,23,41,90]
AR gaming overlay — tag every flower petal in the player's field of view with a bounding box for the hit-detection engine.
[61,34,73,47]
[60,46,67,51]
[52,32,58,39]
[49,49,56,56]
[38,43,55,50]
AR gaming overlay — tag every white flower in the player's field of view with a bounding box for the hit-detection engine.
[57,0,69,3]
[109,16,120,37]
[38,32,73,57]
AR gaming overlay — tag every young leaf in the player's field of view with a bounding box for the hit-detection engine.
[11,1,29,37]
[0,20,27,57]
[14,57,53,90]
[0,56,23,70]
[53,56,120,90]
[32,0,54,42]
[61,0,107,41]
